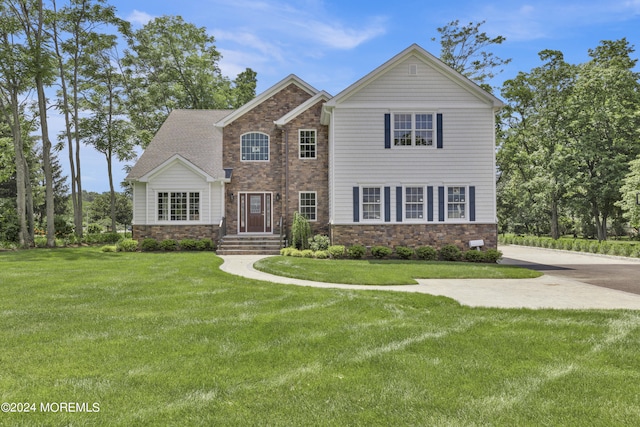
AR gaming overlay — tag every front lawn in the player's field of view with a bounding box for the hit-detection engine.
[254,256,542,285]
[1,248,638,426]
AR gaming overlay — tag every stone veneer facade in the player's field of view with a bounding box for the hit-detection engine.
[133,224,219,242]
[223,83,329,237]
[330,223,498,250]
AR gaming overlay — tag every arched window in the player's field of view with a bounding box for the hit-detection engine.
[241,132,269,161]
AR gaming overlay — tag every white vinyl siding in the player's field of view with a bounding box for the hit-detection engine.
[136,160,224,225]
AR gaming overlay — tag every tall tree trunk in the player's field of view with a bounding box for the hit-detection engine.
[11,96,30,247]
[107,151,117,232]
[550,198,560,240]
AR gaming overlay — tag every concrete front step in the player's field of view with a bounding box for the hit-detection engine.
[217,234,283,256]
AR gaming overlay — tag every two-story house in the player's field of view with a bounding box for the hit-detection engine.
[126,44,503,253]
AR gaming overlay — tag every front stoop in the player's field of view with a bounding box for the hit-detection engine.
[216,234,283,255]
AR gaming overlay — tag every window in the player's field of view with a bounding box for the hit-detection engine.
[447,187,466,219]
[157,191,200,221]
[362,187,381,220]
[393,113,434,147]
[241,132,269,161]
[299,130,316,159]
[299,192,317,221]
[405,187,424,219]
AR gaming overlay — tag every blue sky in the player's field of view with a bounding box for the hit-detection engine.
[69,0,640,192]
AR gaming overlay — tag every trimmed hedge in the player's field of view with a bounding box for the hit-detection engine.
[499,234,640,258]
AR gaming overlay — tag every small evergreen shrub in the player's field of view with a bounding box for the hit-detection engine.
[291,212,311,250]
[116,238,138,252]
[301,249,314,258]
[347,244,366,259]
[290,249,303,257]
[179,239,198,251]
[483,249,503,263]
[395,246,414,260]
[416,246,437,261]
[328,245,345,259]
[101,245,117,252]
[87,224,103,234]
[160,239,179,251]
[371,245,392,258]
[439,244,462,261]
[464,250,485,263]
[197,238,215,251]
[280,247,294,256]
[140,238,160,252]
[314,250,330,259]
[101,232,122,244]
[309,234,330,251]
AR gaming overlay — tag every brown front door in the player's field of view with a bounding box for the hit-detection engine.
[247,193,265,233]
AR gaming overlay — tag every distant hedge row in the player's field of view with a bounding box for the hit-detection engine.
[499,234,640,258]
[101,238,216,252]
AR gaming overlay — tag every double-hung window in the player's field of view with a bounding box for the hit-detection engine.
[447,187,466,219]
[405,187,424,219]
[241,132,269,161]
[393,113,434,147]
[158,191,200,221]
[299,192,317,221]
[362,187,381,220]
[299,130,316,159]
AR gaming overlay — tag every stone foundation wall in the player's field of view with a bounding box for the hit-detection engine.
[133,224,219,242]
[330,223,497,250]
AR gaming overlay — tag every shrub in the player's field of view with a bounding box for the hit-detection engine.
[160,239,179,251]
[140,238,160,252]
[179,239,198,251]
[291,212,311,250]
[301,249,314,258]
[101,245,117,253]
[101,232,122,244]
[87,224,104,234]
[395,246,414,260]
[290,249,303,257]
[416,246,437,261]
[314,250,330,259]
[371,245,392,258]
[309,234,330,251]
[439,244,462,261]
[464,250,485,263]
[347,244,366,259]
[483,249,503,263]
[328,245,345,259]
[116,238,138,252]
[197,238,215,251]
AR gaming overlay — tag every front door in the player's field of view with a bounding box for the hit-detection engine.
[247,193,265,233]
[240,193,272,233]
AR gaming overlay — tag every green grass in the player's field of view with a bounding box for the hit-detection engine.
[1,248,639,426]
[254,256,542,285]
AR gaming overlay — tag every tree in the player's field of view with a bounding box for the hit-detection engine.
[617,155,640,233]
[87,191,132,230]
[565,39,640,240]
[432,20,511,91]
[79,44,135,232]
[122,15,257,146]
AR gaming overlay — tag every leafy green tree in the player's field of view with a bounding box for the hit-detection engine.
[122,15,257,146]
[433,19,511,91]
[565,39,640,240]
[88,192,132,231]
[617,155,640,232]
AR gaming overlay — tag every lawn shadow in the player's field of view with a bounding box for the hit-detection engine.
[499,257,574,272]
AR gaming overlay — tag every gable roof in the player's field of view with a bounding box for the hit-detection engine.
[126,109,233,181]
[214,74,320,127]
[324,43,504,110]
[274,90,333,127]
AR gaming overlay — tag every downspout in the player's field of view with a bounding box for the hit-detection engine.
[284,128,289,232]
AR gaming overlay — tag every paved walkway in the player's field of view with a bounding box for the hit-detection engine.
[219,246,640,310]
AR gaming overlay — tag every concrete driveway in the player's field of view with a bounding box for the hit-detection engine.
[499,245,640,295]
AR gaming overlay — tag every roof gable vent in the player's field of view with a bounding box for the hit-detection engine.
[409,64,418,75]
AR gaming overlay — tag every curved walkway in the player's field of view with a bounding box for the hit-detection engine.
[219,246,640,310]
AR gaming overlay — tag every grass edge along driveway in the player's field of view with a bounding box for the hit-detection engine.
[1,248,637,426]
[254,256,542,285]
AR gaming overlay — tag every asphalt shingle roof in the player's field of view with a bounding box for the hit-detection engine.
[126,109,234,180]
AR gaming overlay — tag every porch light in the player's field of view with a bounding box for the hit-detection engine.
[228,191,234,202]
[276,193,281,202]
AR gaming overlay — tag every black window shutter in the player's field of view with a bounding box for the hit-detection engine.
[427,186,434,222]
[384,114,391,149]
[353,187,359,223]
[396,187,403,222]
[438,186,445,221]
[384,187,391,222]
[436,113,443,149]
[469,186,476,222]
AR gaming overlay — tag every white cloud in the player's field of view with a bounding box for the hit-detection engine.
[126,10,155,26]
[302,17,387,50]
